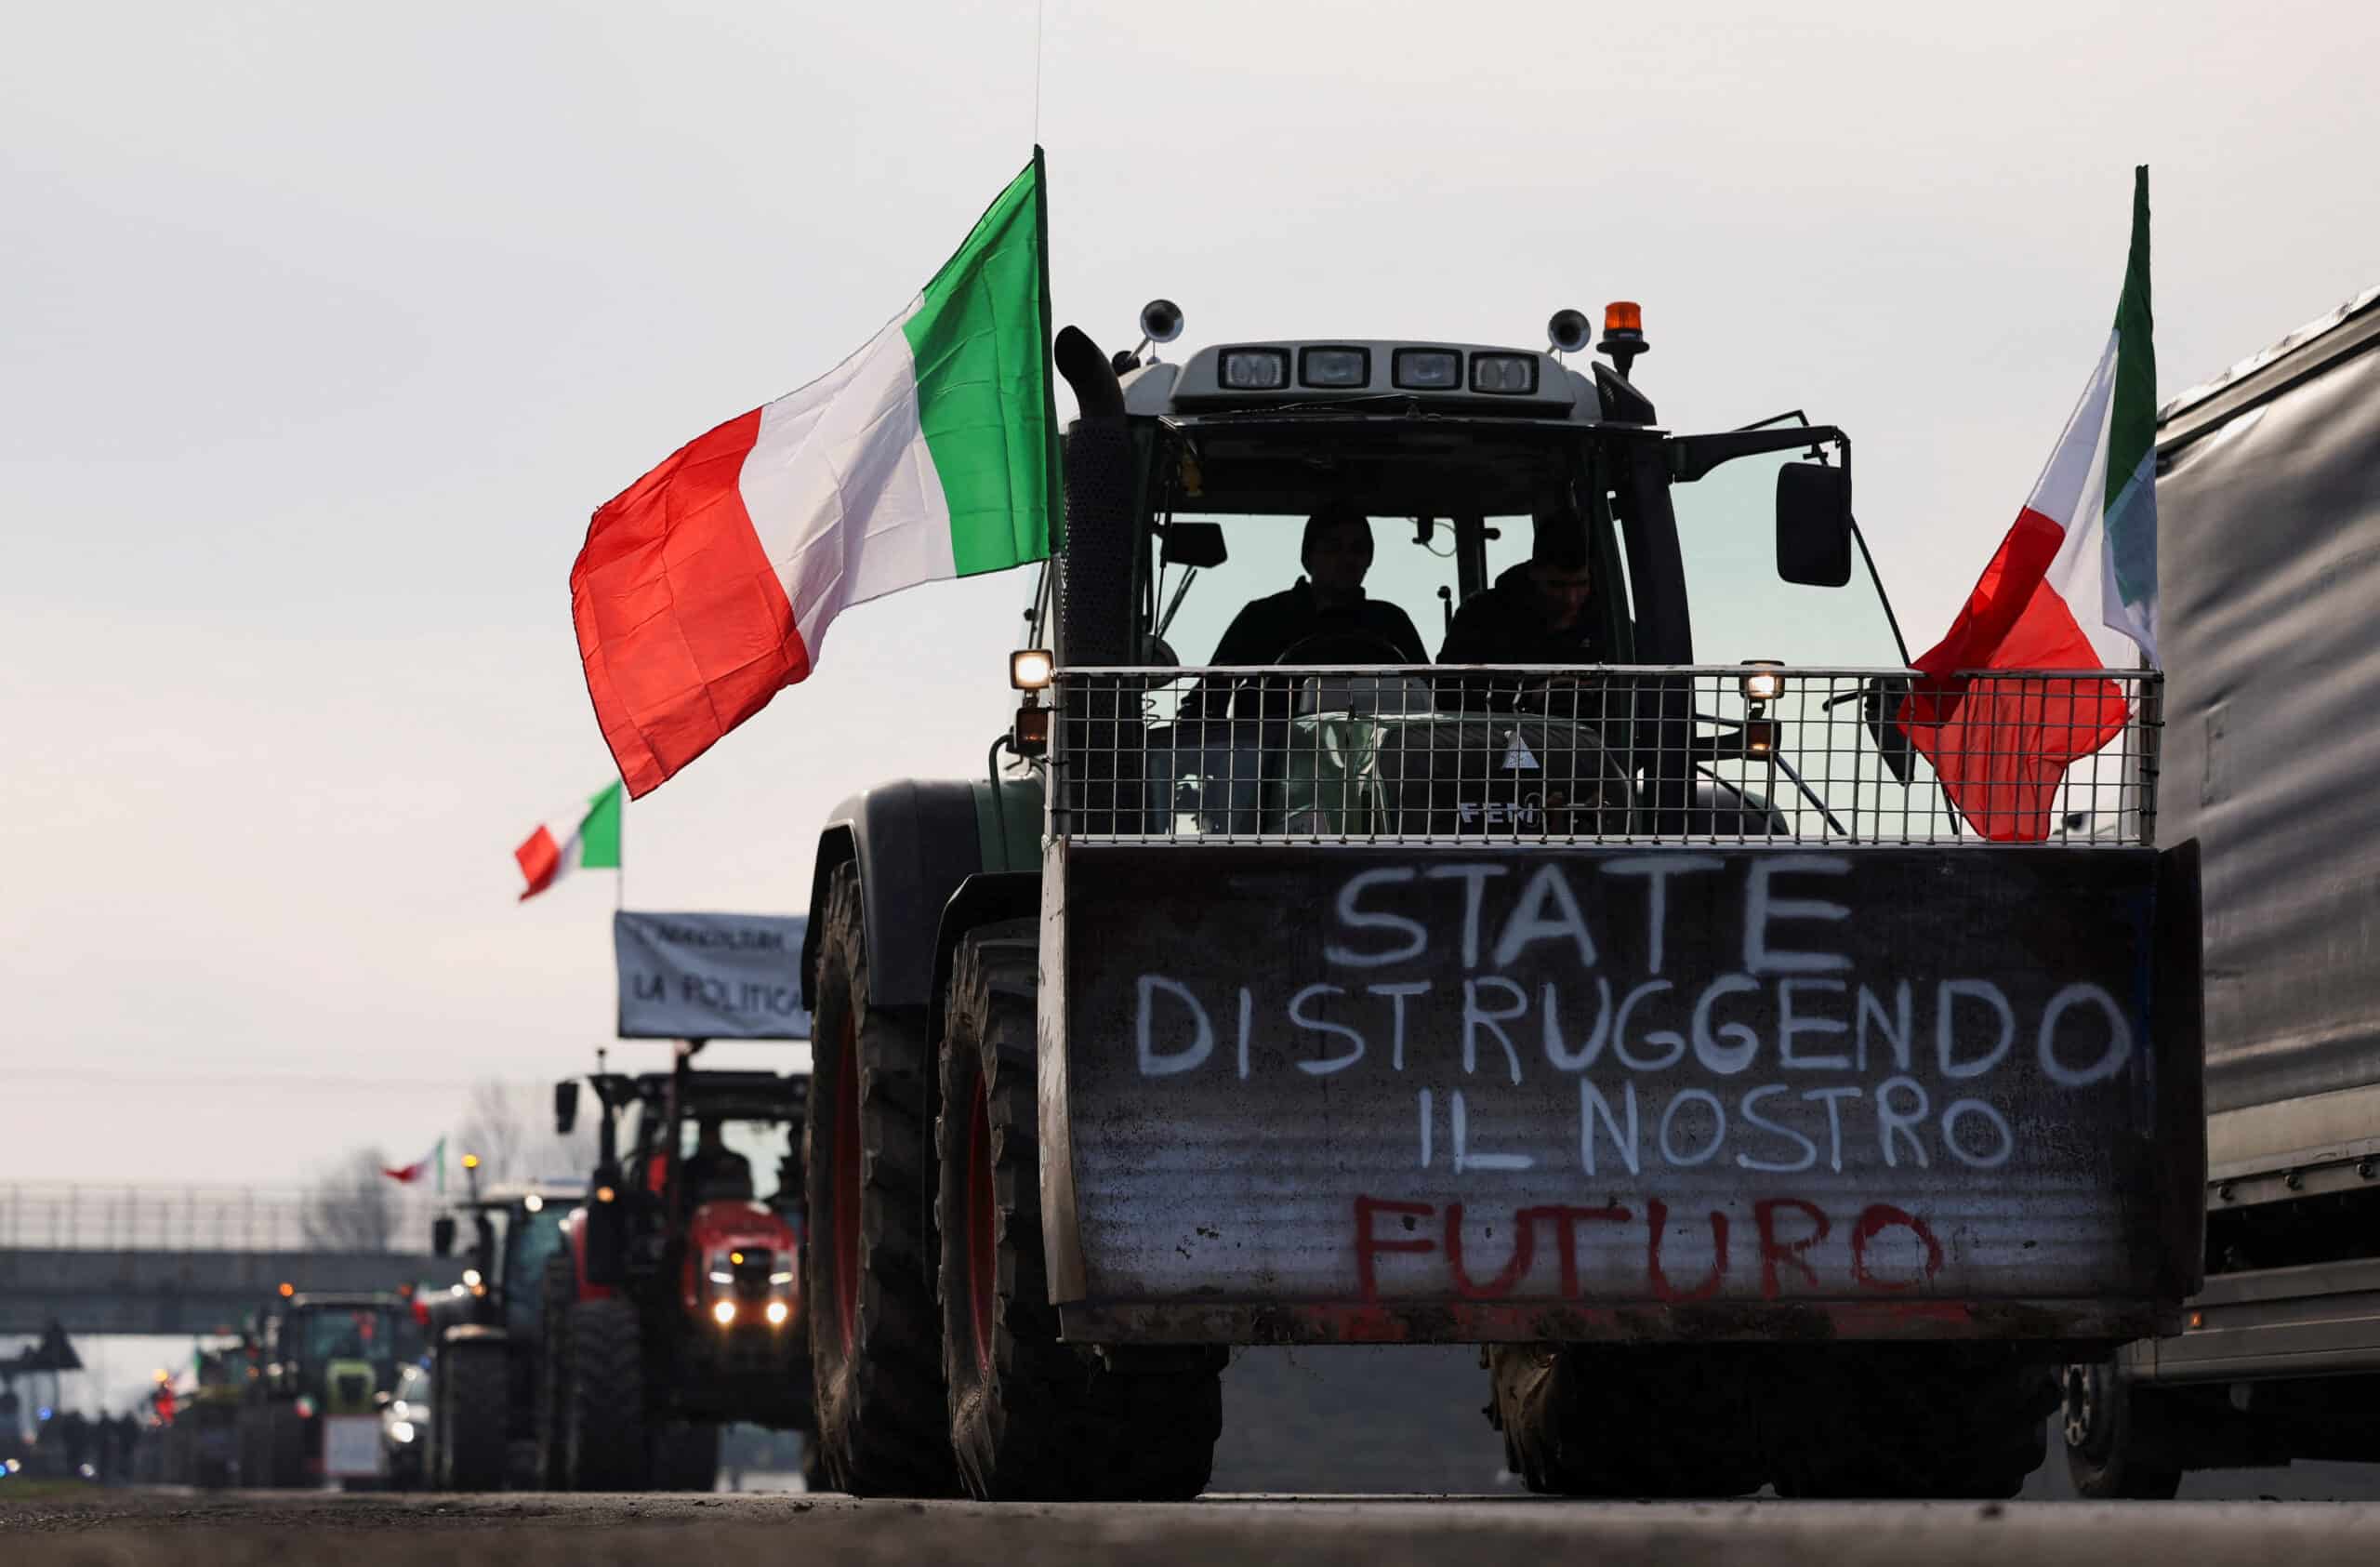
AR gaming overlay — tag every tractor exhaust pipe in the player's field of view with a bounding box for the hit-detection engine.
[1052,326,1134,668]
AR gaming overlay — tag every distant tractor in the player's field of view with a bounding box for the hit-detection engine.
[422,1173,583,1490]
[236,1292,420,1488]
[548,1056,814,1491]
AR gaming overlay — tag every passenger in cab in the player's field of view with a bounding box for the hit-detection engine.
[1437,513,1602,710]
[1189,508,1426,724]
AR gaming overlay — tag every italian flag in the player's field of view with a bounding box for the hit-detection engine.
[571,151,1058,798]
[1901,166,2160,842]
[382,1137,445,1192]
[514,781,623,900]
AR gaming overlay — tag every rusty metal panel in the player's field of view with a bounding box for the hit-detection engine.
[1048,844,2187,1343]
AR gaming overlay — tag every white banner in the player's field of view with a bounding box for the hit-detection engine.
[614,910,811,1041]
[323,1414,384,1479]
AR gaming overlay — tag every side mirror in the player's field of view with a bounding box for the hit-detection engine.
[553,1080,580,1137]
[1161,521,1227,570]
[430,1216,455,1257]
[1776,462,1854,587]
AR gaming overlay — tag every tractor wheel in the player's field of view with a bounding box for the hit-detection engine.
[2062,1359,2185,1499]
[1774,1347,2057,1498]
[1488,1345,1765,1497]
[936,921,1224,1501]
[654,1422,722,1492]
[441,1339,511,1493]
[536,1253,576,1489]
[807,862,956,1497]
[565,1297,650,1491]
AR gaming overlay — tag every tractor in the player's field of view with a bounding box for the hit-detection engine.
[547,1052,814,1490]
[421,1174,583,1489]
[235,1291,420,1488]
[797,302,2205,1499]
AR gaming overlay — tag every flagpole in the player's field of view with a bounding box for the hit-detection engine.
[615,787,625,910]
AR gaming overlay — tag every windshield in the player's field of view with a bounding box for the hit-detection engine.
[298,1306,399,1368]
[678,1115,795,1207]
[502,1204,570,1335]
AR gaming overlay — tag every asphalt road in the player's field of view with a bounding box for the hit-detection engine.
[7,1489,2380,1566]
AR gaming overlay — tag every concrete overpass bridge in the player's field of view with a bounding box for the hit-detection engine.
[0,1185,463,1335]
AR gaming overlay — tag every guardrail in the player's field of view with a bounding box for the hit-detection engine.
[1048,664,2159,847]
[0,1185,445,1255]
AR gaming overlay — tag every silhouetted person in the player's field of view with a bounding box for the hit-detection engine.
[682,1119,754,1203]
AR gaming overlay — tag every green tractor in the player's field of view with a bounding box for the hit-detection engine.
[423,1174,583,1490]
[236,1291,421,1488]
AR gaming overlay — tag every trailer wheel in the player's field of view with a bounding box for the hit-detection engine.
[440,1338,510,1493]
[2061,1359,2183,1499]
[565,1298,650,1491]
[535,1253,576,1489]
[1488,1345,1765,1497]
[1776,1348,2057,1498]
[807,861,957,1497]
[936,921,1224,1501]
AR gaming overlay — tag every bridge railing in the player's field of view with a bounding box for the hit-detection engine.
[0,1185,444,1255]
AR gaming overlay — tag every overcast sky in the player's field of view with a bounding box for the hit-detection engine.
[6,0,2377,1189]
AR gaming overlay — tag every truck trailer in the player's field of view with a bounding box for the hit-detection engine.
[2063,284,2380,1495]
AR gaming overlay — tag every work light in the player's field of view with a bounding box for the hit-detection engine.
[1300,346,1369,388]
[1011,648,1054,690]
[1219,348,1289,390]
[1392,349,1461,390]
[1470,353,1538,394]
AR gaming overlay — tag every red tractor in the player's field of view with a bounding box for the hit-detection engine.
[545,1053,814,1490]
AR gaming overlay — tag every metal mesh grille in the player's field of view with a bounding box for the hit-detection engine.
[1047,665,2160,846]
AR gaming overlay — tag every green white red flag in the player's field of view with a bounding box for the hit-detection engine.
[514,781,623,900]
[570,152,1059,797]
[381,1137,445,1192]
[1901,166,2160,842]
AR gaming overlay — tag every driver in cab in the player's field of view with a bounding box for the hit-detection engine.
[1188,507,1427,724]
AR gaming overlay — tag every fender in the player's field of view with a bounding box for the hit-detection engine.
[558,1207,616,1303]
[800,780,986,1012]
[438,1323,507,1348]
[926,871,1043,1050]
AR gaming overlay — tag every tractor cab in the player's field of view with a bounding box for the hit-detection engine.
[1003,301,2143,848]
[429,1178,584,1343]
[541,1054,815,1490]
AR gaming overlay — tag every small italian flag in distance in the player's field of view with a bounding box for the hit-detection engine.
[514,781,623,901]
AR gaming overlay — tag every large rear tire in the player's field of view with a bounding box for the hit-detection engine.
[440,1338,510,1493]
[1775,1347,2057,1498]
[806,862,957,1497]
[1488,1345,1765,1497]
[565,1298,650,1491]
[2062,1359,2185,1499]
[936,921,1224,1501]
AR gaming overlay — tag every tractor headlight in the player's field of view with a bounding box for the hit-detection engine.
[712,1300,737,1326]
[708,1270,734,1285]
[764,1300,790,1327]
[390,1420,416,1444]
[768,1271,794,1287]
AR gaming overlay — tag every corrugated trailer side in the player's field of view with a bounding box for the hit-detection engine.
[2067,286,2380,1497]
